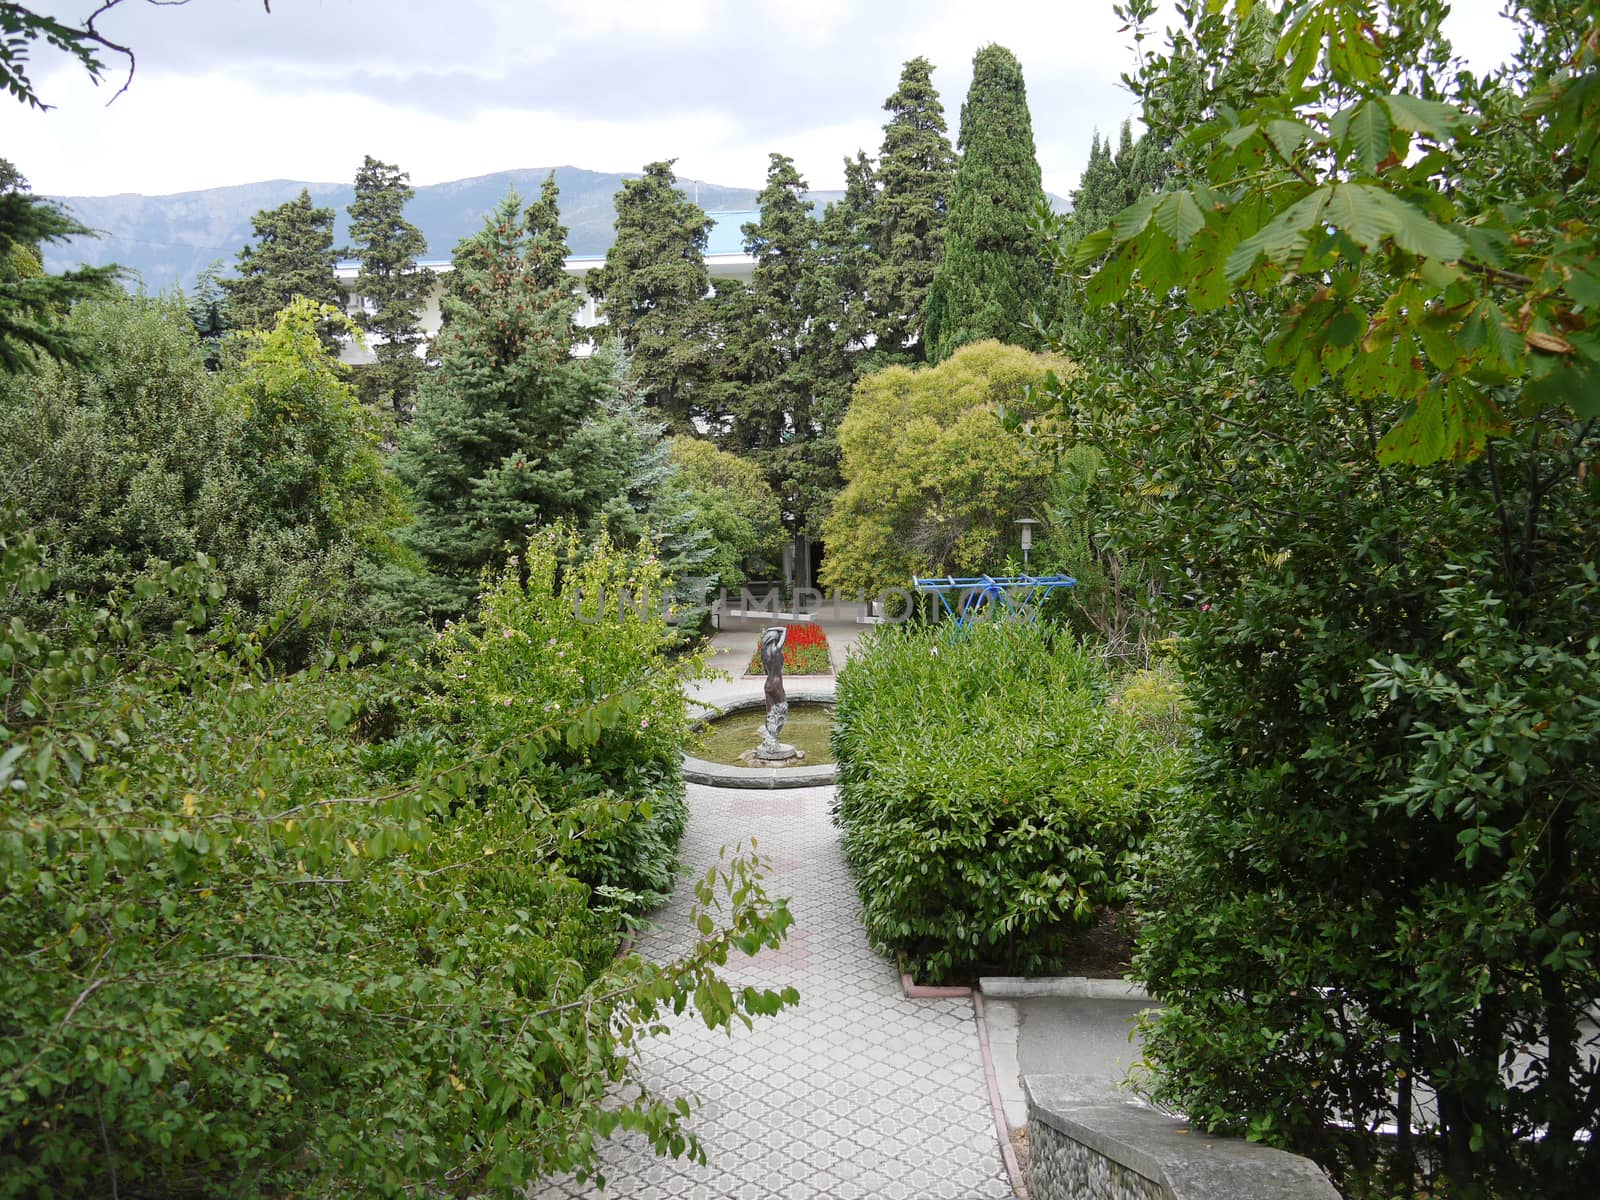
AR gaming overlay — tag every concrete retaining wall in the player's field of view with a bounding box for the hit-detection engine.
[1024,1075,1341,1200]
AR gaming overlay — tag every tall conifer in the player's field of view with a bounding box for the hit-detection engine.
[223,189,345,352]
[870,56,955,360]
[347,155,431,419]
[713,154,845,579]
[922,44,1049,364]
[394,192,598,618]
[588,161,712,432]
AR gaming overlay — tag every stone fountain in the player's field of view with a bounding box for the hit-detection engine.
[741,625,803,765]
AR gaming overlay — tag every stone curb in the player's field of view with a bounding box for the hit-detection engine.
[973,990,1031,1198]
[680,754,838,789]
[1023,1074,1342,1200]
[980,976,1153,1002]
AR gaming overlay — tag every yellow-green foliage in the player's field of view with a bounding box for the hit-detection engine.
[667,436,783,590]
[820,340,1069,599]
[1110,661,1189,749]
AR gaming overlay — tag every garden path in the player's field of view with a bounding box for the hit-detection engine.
[527,775,1014,1200]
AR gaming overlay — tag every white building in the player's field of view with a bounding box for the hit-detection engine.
[335,209,758,364]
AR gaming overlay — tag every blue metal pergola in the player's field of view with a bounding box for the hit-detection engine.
[912,573,1076,628]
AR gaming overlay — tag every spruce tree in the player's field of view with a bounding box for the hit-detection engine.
[588,161,712,432]
[347,155,431,420]
[223,189,345,352]
[922,44,1050,364]
[870,56,956,360]
[522,171,573,295]
[393,192,598,619]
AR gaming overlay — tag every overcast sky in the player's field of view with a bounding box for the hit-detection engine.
[10,0,1518,199]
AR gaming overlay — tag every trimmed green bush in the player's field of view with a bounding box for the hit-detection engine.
[831,620,1181,982]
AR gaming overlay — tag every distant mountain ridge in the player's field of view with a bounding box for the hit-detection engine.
[42,166,1070,293]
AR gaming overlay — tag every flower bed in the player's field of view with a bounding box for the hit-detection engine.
[746,621,833,676]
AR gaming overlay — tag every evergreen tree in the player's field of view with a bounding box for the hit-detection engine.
[394,192,598,619]
[720,155,815,482]
[347,155,431,419]
[222,189,345,352]
[713,154,845,577]
[817,151,878,359]
[0,158,120,372]
[583,342,713,622]
[922,44,1050,364]
[869,55,956,360]
[522,170,574,297]
[588,161,712,432]
[1067,121,1172,240]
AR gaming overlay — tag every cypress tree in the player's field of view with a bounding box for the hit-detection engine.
[393,191,598,619]
[347,155,431,419]
[817,151,878,358]
[223,189,346,352]
[922,44,1050,364]
[588,161,712,432]
[1067,120,1172,240]
[869,56,956,360]
[720,154,815,486]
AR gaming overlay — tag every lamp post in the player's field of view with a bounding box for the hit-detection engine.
[1015,517,1040,573]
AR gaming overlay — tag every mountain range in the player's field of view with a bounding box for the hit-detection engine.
[41,166,1068,294]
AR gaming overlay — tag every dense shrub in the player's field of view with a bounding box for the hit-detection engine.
[1038,4,1600,1193]
[0,524,792,1198]
[431,525,703,908]
[0,294,405,658]
[830,620,1181,982]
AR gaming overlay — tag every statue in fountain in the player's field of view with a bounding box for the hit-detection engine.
[753,624,800,763]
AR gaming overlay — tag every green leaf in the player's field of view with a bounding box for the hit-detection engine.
[1226,186,1331,280]
[1110,192,1163,243]
[1265,119,1313,162]
[1085,241,1139,309]
[1376,381,1506,465]
[1152,191,1208,251]
[1565,263,1600,309]
[1383,94,1469,139]
[1344,100,1392,174]
[1070,227,1115,268]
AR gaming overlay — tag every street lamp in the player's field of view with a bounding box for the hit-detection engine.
[1015,517,1040,573]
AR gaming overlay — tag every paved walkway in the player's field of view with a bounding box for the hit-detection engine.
[529,775,1013,1199]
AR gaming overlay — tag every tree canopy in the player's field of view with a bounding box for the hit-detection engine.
[870,55,956,359]
[588,161,712,432]
[223,189,346,352]
[0,160,120,373]
[347,155,431,419]
[820,339,1064,600]
[1042,2,1600,1193]
[922,44,1050,364]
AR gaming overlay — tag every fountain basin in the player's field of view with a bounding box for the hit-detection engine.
[682,690,839,789]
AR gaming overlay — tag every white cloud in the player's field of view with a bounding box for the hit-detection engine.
[7,0,1521,202]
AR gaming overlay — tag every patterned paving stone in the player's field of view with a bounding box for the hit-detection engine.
[529,781,1012,1199]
